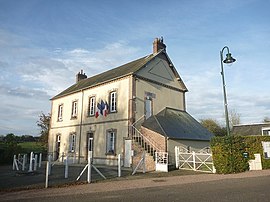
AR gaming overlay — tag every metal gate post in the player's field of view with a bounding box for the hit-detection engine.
[192,151,196,171]
[175,146,179,169]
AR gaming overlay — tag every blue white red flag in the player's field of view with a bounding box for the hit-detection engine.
[96,100,108,117]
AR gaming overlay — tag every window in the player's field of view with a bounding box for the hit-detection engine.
[55,134,61,159]
[71,101,78,118]
[262,128,270,136]
[58,104,63,121]
[145,97,153,119]
[262,141,270,158]
[86,132,94,152]
[109,91,117,112]
[106,130,116,155]
[88,96,96,116]
[69,133,76,152]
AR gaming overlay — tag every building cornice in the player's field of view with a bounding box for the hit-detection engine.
[134,75,187,93]
[50,118,129,130]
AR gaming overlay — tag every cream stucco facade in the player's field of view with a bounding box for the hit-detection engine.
[48,48,188,166]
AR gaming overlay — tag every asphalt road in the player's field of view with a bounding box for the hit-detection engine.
[3,174,270,202]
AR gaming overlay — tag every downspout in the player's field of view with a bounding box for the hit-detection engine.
[166,137,169,152]
[78,89,84,163]
[129,76,136,137]
[49,101,53,159]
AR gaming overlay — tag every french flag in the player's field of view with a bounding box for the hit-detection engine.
[96,100,109,118]
[103,101,109,117]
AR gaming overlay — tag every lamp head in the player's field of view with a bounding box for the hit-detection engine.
[223,53,236,64]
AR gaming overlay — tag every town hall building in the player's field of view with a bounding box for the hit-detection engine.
[48,38,213,170]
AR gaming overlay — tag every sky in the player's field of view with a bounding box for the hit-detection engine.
[0,0,270,136]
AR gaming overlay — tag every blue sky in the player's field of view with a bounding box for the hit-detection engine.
[0,0,270,135]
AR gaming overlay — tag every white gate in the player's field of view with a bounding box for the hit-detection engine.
[175,146,215,173]
[155,152,168,172]
[124,139,132,167]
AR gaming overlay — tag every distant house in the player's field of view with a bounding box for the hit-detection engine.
[232,123,270,136]
[48,38,213,170]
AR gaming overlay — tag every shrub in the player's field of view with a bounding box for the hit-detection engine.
[211,135,270,174]
[211,136,249,174]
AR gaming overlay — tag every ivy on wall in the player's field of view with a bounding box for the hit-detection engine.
[210,136,270,174]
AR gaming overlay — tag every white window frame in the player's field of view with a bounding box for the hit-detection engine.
[262,127,270,136]
[71,101,78,118]
[106,130,116,155]
[145,96,153,119]
[58,104,63,121]
[88,96,96,116]
[69,133,76,153]
[110,91,117,113]
[262,141,270,158]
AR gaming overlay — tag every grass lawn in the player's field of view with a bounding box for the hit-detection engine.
[18,142,46,153]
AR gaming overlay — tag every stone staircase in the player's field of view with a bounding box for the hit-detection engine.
[132,141,156,172]
[131,124,164,172]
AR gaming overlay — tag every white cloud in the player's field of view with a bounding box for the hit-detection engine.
[0,38,141,135]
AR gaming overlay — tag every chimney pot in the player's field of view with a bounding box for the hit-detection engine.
[76,69,87,83]
[153,37,166,54]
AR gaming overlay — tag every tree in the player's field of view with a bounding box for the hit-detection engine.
[200,119,226,136]
[4,133,16,143]
[263,117,270,123]
[229,109,241,129]
[37,112,51,147]
[0,133,22,164]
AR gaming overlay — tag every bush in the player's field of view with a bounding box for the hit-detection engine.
[211,136,249,174]
[244,136,270,169]
[0,142,47,164]
[211,135,270,174]
[0,142,22,164]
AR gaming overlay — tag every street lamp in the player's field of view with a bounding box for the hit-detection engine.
[220,46,236,136]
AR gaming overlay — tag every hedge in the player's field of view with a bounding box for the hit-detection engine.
[211,135,270,174]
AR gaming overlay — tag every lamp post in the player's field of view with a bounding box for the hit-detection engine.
[220,46,236,136]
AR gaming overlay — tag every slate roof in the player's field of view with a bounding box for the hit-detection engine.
[142,107,213,141]
[52,54,155,99]
[232,123,270,136]
[52,50,188,100]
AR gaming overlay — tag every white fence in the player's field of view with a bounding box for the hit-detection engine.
[175,146,215,173]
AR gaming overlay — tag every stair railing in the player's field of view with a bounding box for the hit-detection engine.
[130,116,164,154]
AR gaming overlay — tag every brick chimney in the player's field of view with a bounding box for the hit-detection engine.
[76,70,87,83]
[153,37,166,54]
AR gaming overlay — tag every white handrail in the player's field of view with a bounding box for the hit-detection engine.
[131,125,164,153]
[132,115,145,127]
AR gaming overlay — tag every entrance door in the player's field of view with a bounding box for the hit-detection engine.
[124,139,132,167]
[86,133,94,159]
[55,135,61,160]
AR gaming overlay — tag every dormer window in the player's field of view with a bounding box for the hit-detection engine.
[71,101,78,118]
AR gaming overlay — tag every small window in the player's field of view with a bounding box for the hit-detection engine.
[109,91,117,113]
[58,104,63,121]
[69,133,76,152]
[145,97,152,119]
[262,128,270,136]
[88,96,96,116]
[71,101,78,118]
[106,130,116,155]
[262,141,270,158]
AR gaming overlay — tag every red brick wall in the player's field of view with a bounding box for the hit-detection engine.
[141,127,166,151]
